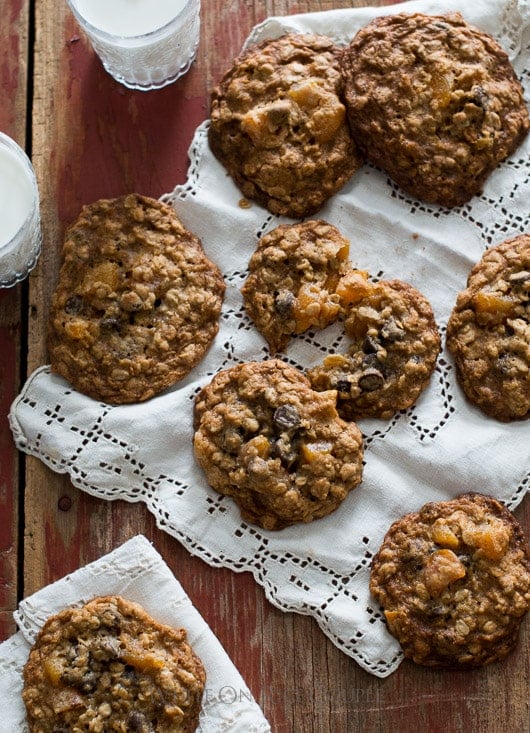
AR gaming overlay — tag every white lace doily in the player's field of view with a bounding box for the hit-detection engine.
[10,0,530,678]
[0,536,271,731]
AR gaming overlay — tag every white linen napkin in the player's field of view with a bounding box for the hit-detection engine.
[9,0,530,677]
[0,535,271,731]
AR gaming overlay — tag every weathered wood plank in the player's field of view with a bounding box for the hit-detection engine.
[0,0,29,639]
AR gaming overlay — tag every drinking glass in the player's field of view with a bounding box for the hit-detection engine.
[0,132,42,288]
[66,0,201,91]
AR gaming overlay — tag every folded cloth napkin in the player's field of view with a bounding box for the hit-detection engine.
[0,535,271,731]
[9,0,530,678]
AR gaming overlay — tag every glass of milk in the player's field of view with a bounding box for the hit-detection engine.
[66,0,201,90]
[0,133,42,288]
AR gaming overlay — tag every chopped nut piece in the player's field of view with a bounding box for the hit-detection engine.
[51,688,85,714]
[508,270,530,286]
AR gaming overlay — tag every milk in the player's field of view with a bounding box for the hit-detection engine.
[68,0,201,90]
[74,0,188,37]
[0,145,35,250]
[0,133,41,287]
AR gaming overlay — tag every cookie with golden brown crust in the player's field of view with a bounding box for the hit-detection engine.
[241,220,351,353]
[341,12,529,207]
[370,493,530,668]
[208,33,363,218]
[22,595,205,732]
[193,359,364,530]
[48,194,225,404]
[307,274,440,419]
[446,235,530,421]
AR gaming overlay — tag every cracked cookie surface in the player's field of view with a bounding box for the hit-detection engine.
[193,359,364,530]
[22,595,206,732]
[307,275,440,420]
[208,33,363,218]
[370,493,530,668]
[48,194,225,404]
[241,220,350,353]
[446,235,530,421]
[341,12,529,207]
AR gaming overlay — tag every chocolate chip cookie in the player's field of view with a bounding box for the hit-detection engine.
[370,493,530,668]
[193,359,364,530]
[22,595,206,732]
[307,274,440,419]
[48,194,225,404]
[241,220,351,352]
[208,33,363,218]
[341,12,529,207]
[446,235,530,421]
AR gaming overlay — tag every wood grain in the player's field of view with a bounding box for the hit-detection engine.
[0,0,29,639]
[15,1,530,731]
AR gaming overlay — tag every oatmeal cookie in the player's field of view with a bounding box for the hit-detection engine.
[241,220,351,352]
[193,359,364,530]
[48,194,225,404]
[208,33,363,218]
[341,12,529,207]
[446,235,530,421]
[370,493,530,668]
[307,274,440,419]
[22,595,206,732]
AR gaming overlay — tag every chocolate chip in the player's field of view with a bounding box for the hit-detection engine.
[335,378,352,394]
[362,353,382,370]
[497,352,517,375]
[65,295,84,315]
[79,673,98,694]
[271,436,298,469]
[128,712,153,732]
[358,368,384,391]
[363,334,379,354]
[123,664,139,683]
[273,404,301,431]
[426,604,448,620]
[274,289,295,318]
[457,554,472,567]
[380,317,405,343]
[100,316,121,332]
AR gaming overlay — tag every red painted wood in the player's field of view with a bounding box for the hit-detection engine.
[0,0,28,639]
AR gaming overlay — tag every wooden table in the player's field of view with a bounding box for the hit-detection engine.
[1,1,528,731]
